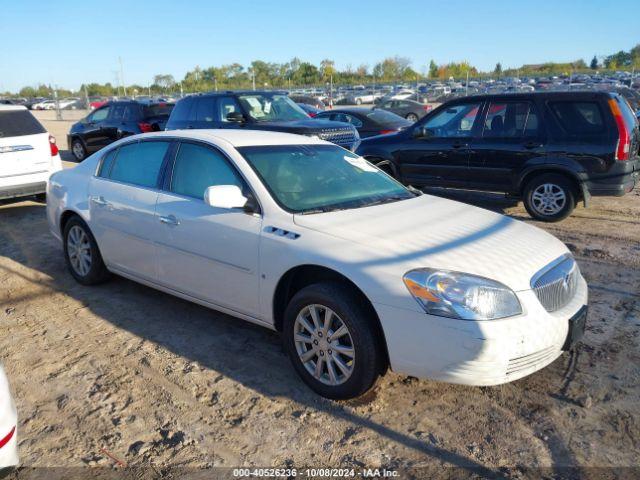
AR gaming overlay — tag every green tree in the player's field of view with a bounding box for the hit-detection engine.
[494,62,502,75]
[428,60,438,78]
[590,55,598,70]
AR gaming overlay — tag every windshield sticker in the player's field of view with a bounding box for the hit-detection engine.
[344,156,378,173]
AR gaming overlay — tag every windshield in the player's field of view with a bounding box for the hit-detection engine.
[238,144,414,213]
[238,94,309,122]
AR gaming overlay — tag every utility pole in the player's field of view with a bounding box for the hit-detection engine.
[119,57,127,97]
[251,70,256,91]
[54,87,62,120]
[214,77,218,92]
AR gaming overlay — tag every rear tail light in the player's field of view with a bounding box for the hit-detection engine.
[608,98,631,161]
[379,129,396,135]
[138,122,154,133]
[307,112,317,118]
[49,134,59,156]
[423,105,432,111]
[0,426,15,449]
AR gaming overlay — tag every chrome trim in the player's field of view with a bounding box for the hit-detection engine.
[0,145,34,154]
[531,254,580,312]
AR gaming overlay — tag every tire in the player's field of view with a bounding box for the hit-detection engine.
[34,193,46,203]
[63,216,110,285]
[71,138,87,162]
[523,173,577,222]
[406,113,419,122]
[283,282,383,400]
[355,98,362,105]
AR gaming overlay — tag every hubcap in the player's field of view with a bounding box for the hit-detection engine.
[531,183,566,216]
[294,304,355,386]
[67,226,92,276]
[72,142,84,159]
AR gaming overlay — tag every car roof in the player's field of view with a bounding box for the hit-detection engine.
[132,129,327,148]
[189,90,288,98]
[323,107,373,115]
[0,104,28,112]
[444,91,614,103]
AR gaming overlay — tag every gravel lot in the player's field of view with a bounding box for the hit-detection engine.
[0,113,639,478]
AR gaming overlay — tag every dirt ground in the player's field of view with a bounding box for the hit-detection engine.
[0,114,639,478]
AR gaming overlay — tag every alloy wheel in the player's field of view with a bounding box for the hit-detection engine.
[67,225,92,276]
[531,183,566,216]
[293,304,355,386]
[72,142,85,160]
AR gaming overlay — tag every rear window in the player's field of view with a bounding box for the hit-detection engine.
[366,109,406,124]
[0,110,46,138]
[549,101,605,135]
[144,103,174,118]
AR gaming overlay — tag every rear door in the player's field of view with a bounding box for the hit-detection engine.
[469,99,545,191]
[0,108,50,178]
[89,139,171,280]
[397,100,483,187]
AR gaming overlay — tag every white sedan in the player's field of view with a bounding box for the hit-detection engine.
[46,130,588,399]
[0,364,18,468]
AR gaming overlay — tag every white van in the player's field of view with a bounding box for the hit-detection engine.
[0,105,62,201]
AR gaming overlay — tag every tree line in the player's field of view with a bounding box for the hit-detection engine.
[5,44,640,98]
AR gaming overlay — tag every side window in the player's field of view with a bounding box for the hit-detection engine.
[423,102,482,138]
[170,98,193,122]
[549,101,605,135]
[98,149,118,178]
[344,114,363,128]
[108,141,170,188]
[110,104,126,122]
[123,105,140,121]
[483,102,539,138]
[170,142,244,199]
[89,106,110,123]
[194,97,216,123]
[217,97,242,122]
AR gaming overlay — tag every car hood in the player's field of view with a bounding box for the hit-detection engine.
[293,194,569,292]
[250,118,352,132]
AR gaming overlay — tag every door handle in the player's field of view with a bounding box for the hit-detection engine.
[523,141,543,149]
[159,215,180,226]
[451,142,468,149]
[91,196,109,206]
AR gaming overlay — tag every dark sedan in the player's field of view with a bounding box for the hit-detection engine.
[314,107,412,138]
[67,100,174,161]
[376,99,432,122]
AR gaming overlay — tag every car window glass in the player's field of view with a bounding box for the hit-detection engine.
[195,97,216,123]
[218,97,242,122]
[110,104,126,121]
[549,101,604,135]
[170,98,193,122]
[344,114,363,128]
[424,102,481,137]
[171,142,244,199]
[89,107,110,123]
[483,102,539,138]
[98,149,118,178]
[123,105,139,121]
[108,141,169,188]
[0,110,46,138]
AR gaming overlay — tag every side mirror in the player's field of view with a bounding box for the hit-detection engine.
[226,111,245,123]
[204,185,247,210]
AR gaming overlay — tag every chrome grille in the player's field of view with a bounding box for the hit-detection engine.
[317,128,357,148]
[531,255,580,312]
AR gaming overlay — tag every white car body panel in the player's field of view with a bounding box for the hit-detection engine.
[47,129,588,386]
[0,105,62,200]
[0,365,18,468]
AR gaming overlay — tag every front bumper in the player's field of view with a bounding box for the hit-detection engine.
[374,275,588,386]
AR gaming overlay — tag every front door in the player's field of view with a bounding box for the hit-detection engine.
[396,100,483,187]
[154,141,262,317]
[82,105,112,152]
[469,100,545,191]
[89,140,171,280]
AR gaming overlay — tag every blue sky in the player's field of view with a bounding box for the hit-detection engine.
[0,0,637,92]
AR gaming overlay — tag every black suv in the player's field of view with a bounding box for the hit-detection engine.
[165,91,360,150]
[68,100,174,161]
[357,91,639,221]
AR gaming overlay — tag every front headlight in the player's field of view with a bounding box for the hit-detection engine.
[403,268,522,320]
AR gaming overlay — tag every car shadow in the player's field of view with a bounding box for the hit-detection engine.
[0,202,579,475]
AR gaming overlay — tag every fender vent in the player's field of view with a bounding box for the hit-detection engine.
[265,226,300,240]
